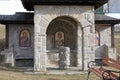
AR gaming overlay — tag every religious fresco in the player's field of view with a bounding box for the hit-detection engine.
[19,30,30,47]
[55,31,64,48]
[95,30,100,46]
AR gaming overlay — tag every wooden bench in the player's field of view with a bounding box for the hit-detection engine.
[87,56,120,80]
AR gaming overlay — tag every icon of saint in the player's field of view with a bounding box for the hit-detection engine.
[55,32,64,48]
[20,31,30,47]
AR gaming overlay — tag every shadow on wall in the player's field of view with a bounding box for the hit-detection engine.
[95,44,108,59]
[0,39,5,51]
[0,39,5,63]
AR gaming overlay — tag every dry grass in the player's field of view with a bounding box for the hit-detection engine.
[0,24,5,39]
[0,25,5,52]
[0,66,99,80]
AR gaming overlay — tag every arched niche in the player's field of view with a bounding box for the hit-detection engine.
[46,16,77,50]
[46,16,82,67]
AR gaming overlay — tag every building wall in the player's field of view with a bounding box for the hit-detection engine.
[96,24,111,46]
[8,24,34,66]
[95,24,116,59]
[7,23,116,67]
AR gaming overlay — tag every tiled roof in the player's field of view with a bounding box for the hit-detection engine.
[95,14,120,24]
[0,12,119,24]
[21,0,108,11]
[0,12,33,24]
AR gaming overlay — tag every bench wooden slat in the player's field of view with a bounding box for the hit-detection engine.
[89,67,119,80]
[102,56,120,70]
[110,73,119,80]
[89,67,105,78]
[87,56,120,80]
[103,70,119,80]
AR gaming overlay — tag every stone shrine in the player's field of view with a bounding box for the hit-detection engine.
[0,0,119,72]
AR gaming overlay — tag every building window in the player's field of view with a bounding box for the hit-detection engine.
[55,31,64,48]
[19,30,31,47]
[95,30,100,46]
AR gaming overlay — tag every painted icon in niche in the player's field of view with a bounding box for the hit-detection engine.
[55,31,64,48]
[19,30,30,47]
[95,30,100,46]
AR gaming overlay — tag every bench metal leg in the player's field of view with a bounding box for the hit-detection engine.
[117,77,120,80]
[86,70,91,80]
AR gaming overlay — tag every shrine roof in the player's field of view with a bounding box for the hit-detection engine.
[0,13,34,24]
[95,14,120,24]
[0,12,119,25]
[21,0,108,11]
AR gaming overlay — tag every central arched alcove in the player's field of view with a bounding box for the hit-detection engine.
[46,16,79,67]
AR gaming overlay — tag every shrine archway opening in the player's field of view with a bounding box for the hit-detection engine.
[46,16,83,68]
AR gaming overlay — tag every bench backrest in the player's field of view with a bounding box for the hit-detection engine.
[102,56,120,70]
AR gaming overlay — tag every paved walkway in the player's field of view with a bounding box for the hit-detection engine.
[24,67,87,75]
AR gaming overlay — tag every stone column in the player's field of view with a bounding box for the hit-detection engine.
[77,25,83,69]
[34,14,47,72]
[59,46,70,69]
[83,27,95,70]
[34,34,46,72]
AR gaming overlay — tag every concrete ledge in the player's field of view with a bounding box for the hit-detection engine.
[24,67,87,75]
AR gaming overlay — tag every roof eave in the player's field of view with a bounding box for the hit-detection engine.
[21,0,108,11]
[95,20,120,25]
